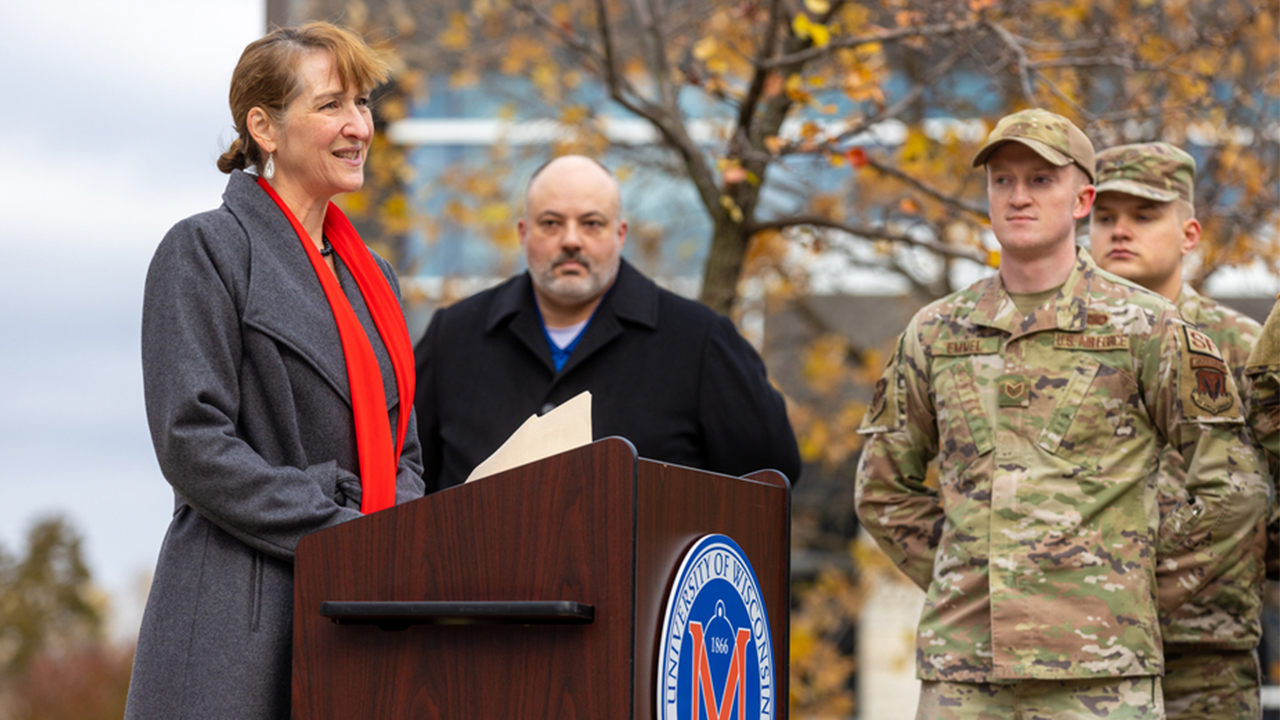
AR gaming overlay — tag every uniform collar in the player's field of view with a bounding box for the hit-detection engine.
[1175,285,1204,325]
[971,246,1093,338]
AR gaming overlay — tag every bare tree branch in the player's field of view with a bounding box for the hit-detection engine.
[1012,36,1114,53]
[761,19,980,70]
[628,0,677,110]
[887,252,945,298]
[747,47,962,170]
[1030,56,1136,71]
[765,46,963,158]
[736,0,787,139]
[511,0,627,94]
[747,215,991,265]
[863,157,989,219]
[986,20,1035,104]
[1032,69,1096,122]
[1029,56,1199,73]
[829,48,964,146]
[592,0,627,94]
[811,231,945,298]
[513,0,725,217]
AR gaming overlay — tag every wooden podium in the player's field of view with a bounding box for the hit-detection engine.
[293,437,791,719]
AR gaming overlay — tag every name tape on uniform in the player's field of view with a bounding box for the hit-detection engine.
[1054,333,1130,351]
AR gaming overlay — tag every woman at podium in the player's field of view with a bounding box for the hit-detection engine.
[126,22,423,720]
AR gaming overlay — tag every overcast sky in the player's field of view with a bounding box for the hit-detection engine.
[2,0,266,637]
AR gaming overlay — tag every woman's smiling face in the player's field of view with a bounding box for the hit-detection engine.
[268,49,373,205]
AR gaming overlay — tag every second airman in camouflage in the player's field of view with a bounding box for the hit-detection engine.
[855,109,1271,719]
[1247,301,1280,466]
[1090,141,1266,720]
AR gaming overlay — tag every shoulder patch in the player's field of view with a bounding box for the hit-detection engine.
[1190,356,1229,374]
[1185,326,1225,361]
[859,338,906,433]
[1179,326,1242,421]
[1189,365,1235,415]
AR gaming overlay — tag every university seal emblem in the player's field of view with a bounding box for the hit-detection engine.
[657,534,775,720]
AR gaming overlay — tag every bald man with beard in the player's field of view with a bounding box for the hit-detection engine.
[412,155,801,493]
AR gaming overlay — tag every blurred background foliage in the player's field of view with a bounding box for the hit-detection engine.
[0,517,132,720]
[329,0,1278,303]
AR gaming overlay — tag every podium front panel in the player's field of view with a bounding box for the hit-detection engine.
[634,462,791,720]
[294,440,638,719]
[294,439,791,719]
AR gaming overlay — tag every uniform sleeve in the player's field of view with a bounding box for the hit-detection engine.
[1245,300,1280,574]
[854,328,942,591]
[142,221,364,563]
[697,315,802,483]
[1244,367,1280,577]
[1249,369,1280,468]
[413,311,445,494]
[1146,315,1272,614]
[1246,301,1280,468]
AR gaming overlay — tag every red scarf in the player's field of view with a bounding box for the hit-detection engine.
[257,177,415,514]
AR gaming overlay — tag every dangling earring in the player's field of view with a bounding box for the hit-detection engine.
[263,153,276,180]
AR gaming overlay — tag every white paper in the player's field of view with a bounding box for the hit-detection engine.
[464,391,593,482]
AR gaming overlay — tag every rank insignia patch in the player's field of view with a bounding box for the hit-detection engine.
[998,376,1028,407]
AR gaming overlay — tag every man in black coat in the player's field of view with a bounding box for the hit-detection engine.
[413,155,801,493]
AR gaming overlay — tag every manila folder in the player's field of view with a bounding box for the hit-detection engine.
[465,391,593,483]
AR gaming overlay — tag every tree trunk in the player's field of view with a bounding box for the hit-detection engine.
[699,214,750,316]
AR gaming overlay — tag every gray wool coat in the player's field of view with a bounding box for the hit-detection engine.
[125,170,424,720]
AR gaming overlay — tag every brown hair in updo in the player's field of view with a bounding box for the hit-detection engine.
[216,22,391,175]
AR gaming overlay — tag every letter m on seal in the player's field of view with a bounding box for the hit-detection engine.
[689,623,752,720]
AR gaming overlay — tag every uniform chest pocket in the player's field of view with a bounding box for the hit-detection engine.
[934,361,995,475]
[1036,354,1136,470]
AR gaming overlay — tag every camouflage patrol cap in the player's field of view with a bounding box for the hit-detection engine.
[1095,142,1195,206]
[971,109,1096,182]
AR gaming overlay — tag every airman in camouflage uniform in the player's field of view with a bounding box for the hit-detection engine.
[1247,301,1280,466]
[1090,142,1266,720]
[855,110,1271,719]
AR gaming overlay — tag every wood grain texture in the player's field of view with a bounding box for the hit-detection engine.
[293,438,790,719]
